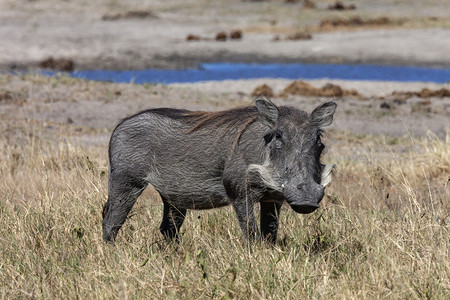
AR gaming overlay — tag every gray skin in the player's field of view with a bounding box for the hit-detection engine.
[102,99,337,244]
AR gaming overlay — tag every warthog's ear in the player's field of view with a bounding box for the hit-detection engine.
[256,98,279,127]
[310,102,337,128]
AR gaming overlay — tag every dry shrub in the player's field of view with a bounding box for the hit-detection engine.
[286,32,312,40]
[319,16,404,30]
[280,81,326,97]
[392,87,450,101]
[326,131,449,212]
[279,81,365,99]
[38,57,75,72]
[0,90,27,105]
[408,132,449,178]
[102,10,158,21]
[251,84,274,98]
[186,34,202,41]
[215,31,228,41]
[230,30,243,40]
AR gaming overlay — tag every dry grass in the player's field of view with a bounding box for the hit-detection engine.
[0,115,448,299]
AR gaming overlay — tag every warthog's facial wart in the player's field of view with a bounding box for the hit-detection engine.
[248,159,282,192]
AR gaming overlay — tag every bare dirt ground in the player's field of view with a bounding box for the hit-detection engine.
[0,0,449,144]
[1,0,450,70]
[1,74,449,148]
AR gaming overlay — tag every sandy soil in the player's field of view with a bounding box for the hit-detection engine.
[0,0,449,147]
[1,74,448,148]
[1,0,450,70]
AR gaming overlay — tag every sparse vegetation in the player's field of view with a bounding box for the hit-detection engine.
[1,0,449,295]
[0,103,448,299]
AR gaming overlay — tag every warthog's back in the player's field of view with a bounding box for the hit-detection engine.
[108,107,262,209]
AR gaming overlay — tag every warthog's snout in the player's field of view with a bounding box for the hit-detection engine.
[284,182,324,214]
[290,203,320,214]
[288,164,335,214]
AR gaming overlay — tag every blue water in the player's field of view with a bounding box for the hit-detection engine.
[41,63,450,84]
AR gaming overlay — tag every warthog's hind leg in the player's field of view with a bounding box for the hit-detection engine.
[102,175,147,244]
[160,199,187,242]
[260,202,282,244]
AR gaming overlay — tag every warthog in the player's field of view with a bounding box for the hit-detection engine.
[102,98,336,243]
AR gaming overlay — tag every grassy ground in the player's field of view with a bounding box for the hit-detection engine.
[0,104,448,299]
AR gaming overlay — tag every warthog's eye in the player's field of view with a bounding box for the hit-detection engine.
[264,129,283,149]
[316,139,325,157]
[274,139,283,149]
[317,139,324,149]
[274,130,283,149]
[316,131,325,153]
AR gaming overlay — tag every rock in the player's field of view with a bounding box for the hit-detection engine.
[380,102,391,109]
[393,99,407,105]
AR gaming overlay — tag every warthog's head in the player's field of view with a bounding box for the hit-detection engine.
[249,99,337,214]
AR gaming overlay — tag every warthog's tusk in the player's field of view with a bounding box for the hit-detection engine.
[321,164,335,187]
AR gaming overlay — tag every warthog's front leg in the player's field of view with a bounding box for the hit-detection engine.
[232,199,260,241]
[160,199,186,242]
[260,202,282,244]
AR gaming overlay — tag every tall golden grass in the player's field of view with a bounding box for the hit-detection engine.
[0,122,448,299]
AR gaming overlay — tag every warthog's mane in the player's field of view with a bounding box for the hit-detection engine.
[184,105,309,149]
[184,106,260,149]
[187,106,258,130]
[127,105,309,151]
